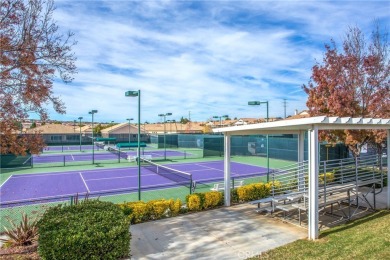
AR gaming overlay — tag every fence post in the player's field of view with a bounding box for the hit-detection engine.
[190,177,193,194]
[323,161,327,206]
[63,156,65,167]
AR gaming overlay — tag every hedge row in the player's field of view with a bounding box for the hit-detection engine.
[118,182,277,224]
[235,182,272,202]
[119,199,182,224]
[185,191,223,211]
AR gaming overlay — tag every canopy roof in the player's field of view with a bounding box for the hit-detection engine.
[213,116,390,135]
[95,137,116,141]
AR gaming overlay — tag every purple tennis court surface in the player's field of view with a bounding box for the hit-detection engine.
[32,150,192,164]
[42,144,154,152]
[43,145,96,151]
[0,161,267,204]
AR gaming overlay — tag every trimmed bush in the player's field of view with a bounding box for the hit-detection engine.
[230,188,239,203]
[186,194,202,211]
[186,192,223,211]
[237,182,271,202]
[203,191,223,209]
[37,200,130,260]
[147,199,171,220]
[120,201,150,224]
[169,199,182,217]
[119,199,183,223]
[319,172,335,184]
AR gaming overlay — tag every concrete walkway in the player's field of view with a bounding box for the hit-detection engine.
[130,203,306,260]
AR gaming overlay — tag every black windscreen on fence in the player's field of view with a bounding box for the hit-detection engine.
[157,134,178,148]
[203,136,224,157]
[178,134,205,148]
[1,154,32,168]
[202,135,349,161]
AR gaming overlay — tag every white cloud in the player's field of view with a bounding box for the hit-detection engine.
[45,0,390,122]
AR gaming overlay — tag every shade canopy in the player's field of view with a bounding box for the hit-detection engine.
[213,116,390,135]
[212,116,390,241]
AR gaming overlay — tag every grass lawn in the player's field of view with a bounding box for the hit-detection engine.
[250,210,390,260]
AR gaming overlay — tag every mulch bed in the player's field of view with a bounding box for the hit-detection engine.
[0,243,39,259]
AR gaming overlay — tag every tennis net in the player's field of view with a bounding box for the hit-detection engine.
[107,147,128,160]
[140,158,194,193]
[95,142,105,149]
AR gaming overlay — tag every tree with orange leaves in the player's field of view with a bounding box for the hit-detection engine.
[1,0,76,155]
[303,24,390,157]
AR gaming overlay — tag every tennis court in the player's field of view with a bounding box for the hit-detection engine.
[32,150,194,165]
[42,144,155,152]
[0,161,268,204]
[43,145,96,151]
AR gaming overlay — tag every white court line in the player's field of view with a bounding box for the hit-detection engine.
[1,191,89,205]
[183,168,221,173]
[86,173,155,182]
[23,156,32,165]
[0,175,13,188]
[193,163,224,172]
[71,154,75,161]
[9,167,137,178]
[79,172,90,193]
[90,182,176,194]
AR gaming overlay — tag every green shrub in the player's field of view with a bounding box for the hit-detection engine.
[230,188,239,203]
[37,200,130,260]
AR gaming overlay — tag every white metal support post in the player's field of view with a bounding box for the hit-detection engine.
[224,133,231,206]
[387,129,390,209]
[298,131,305,191]
[308,126,319,240]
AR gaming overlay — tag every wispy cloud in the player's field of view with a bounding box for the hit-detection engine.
[44,0,390,122]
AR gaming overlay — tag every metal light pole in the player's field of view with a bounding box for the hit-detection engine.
[167,119,175,133]
[158,113,172,160]
[248,101,270,181]
[126,118,134,143]
[78,117,83,152]
[89,110,98,164]
[125,90,141,201]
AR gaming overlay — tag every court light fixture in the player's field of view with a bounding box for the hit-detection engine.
[126,118,134,143]
[78,117,83,152]
[213,115,229,127]
[158,113,172,160]
[125,90,141,200]
[89,110,98,164]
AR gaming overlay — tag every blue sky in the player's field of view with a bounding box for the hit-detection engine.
[41,0,390,123]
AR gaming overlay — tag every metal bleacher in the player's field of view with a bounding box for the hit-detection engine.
[249,154,386,227]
